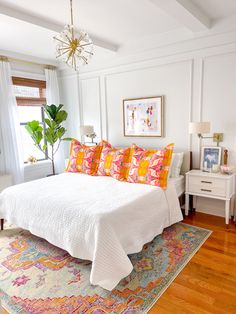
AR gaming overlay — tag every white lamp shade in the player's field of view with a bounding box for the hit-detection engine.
[189,122,211,134]
[80,125,94,136]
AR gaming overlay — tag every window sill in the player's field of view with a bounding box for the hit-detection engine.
[24,160,52,182]
[24,160,51,170]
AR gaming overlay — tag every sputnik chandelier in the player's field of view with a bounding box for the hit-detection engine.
[53,0,93,71]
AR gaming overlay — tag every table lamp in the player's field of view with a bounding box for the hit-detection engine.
[80,125,97,144]
[189,122,223,146]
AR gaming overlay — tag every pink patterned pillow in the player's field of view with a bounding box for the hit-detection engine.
[66,140,110,175]
[97,145,131,180]
[127,145,166,187]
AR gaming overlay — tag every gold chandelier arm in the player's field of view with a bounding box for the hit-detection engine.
[65,52,72,64]
[54,37,70,46]
[77,54,88,64]
[57,47,71,52]
[79,43,92,47]
[76,47,93,56]
[65,33,73,44]
[56,48,72,58]
[83,50,93,55]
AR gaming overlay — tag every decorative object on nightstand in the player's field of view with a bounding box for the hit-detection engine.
[221,149,234,174]
[189,122,223,146]
[0,174,12,230]
[223,149,228,165]
[220,165,234,175]
[200,146,221,172]
[185,170,235,226]
[80,125,97,145]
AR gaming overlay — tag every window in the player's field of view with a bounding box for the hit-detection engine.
[12,77,48,162]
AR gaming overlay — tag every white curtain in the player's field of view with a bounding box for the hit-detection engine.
[45,67,65,174]
[0,58,24,184]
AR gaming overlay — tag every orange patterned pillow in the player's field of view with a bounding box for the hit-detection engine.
[66,140,110,175]
[127,144,174,188]
[161,143,174,188]
[97,144,132,180]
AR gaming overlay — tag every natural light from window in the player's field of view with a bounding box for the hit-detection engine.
[14,85,40,98]
[13,77,47,162]
[18,106,46,162]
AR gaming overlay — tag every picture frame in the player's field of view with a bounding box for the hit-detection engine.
[123,96,164,137]
[200,146,222,170]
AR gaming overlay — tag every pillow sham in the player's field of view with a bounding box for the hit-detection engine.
[66,140,109,175]
[161,143,174,187]
[97,144,132,180]
[127,143,174,189]
[169,152,184,178]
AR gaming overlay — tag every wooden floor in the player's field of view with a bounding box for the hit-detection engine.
[2,212,236,314]
[149,212,236,314]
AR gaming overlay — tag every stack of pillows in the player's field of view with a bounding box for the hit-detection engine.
[66,140,174,189]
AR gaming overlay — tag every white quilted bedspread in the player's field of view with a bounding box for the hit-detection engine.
[0,173,182,290]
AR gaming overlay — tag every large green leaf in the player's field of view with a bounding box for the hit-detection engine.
[45,128,57,145]
[45,104,64,121]
[25,120,42,132]
[44,118,52,128]
[45,104,57,120]
[57,127,66,139]
[57,104,64,112]
[55,111,68,124]
[25,121,43,145]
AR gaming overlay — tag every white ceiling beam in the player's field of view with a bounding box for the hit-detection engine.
[150,0,211,32]
[0,3,119,52]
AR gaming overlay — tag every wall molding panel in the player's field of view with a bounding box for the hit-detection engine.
[59,37,236,217]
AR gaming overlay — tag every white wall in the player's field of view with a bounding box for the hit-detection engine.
[104,60,191,149]
[59,31,236,217]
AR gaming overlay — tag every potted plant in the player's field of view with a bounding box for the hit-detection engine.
[25,104,70,175]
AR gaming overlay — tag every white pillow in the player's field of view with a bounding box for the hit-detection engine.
[169,152,184,178]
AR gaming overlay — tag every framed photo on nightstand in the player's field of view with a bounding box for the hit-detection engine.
[200,146,221,171]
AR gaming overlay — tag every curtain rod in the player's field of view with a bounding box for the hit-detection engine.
[0,55,57,69]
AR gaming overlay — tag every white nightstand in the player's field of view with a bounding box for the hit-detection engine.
[185,170,235,225]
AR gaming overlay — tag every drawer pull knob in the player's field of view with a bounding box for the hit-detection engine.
[201,188,212,192]
[201,181,212,184]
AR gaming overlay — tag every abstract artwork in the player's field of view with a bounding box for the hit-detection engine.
[123,96,164,137]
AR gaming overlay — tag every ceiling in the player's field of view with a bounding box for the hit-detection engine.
[0,0,236,65]
[191,0,236,20]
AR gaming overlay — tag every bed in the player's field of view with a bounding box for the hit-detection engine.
[170,175,185,197]
[0,152,190,290]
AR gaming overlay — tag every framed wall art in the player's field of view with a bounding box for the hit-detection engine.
[123,96,164,137]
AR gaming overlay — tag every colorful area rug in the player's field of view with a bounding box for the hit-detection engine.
[0,223,211,313]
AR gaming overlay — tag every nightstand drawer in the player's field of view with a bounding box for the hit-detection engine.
[188,176,226,197]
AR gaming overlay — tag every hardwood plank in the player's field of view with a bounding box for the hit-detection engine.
[1,308,8,314]
[150,212,236,313]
